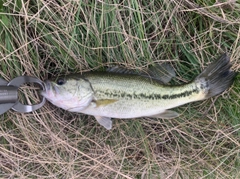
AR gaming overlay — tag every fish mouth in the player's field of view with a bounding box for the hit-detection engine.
[44,80,52,91]
[41,80,61,97]
[40,80,53,97]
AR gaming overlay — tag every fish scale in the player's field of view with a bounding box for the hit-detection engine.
[90,74,204,102]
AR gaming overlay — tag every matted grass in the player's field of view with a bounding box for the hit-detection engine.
[0,0,239,178]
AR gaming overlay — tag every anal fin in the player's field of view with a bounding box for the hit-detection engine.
[94,116,112,130]
[149,110,179,119]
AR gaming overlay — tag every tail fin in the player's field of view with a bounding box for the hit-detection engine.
[196,53,236,99]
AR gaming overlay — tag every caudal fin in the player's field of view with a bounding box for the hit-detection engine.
[196,53,236,98]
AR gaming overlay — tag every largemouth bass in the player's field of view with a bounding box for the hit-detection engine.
[41,54,236,130]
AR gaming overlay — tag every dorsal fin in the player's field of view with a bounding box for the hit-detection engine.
[107,63,176,84]
[147,63,176,83]
[106,66,136,75]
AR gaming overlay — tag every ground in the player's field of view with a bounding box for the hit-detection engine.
[0,0,239,178]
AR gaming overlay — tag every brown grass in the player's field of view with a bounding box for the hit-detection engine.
[0,0,239,178]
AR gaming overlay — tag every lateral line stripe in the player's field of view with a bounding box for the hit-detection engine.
[97,88,200,100]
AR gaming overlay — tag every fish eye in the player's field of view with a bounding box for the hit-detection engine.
[56,78,66,85]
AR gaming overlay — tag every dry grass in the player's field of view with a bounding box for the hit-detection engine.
[0,0,240,178]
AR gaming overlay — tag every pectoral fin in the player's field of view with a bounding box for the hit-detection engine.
[95,99,118,107]
[150,110,179,119]
[94,116,112,130]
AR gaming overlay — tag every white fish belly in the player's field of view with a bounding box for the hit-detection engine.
[81,99,166,118]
